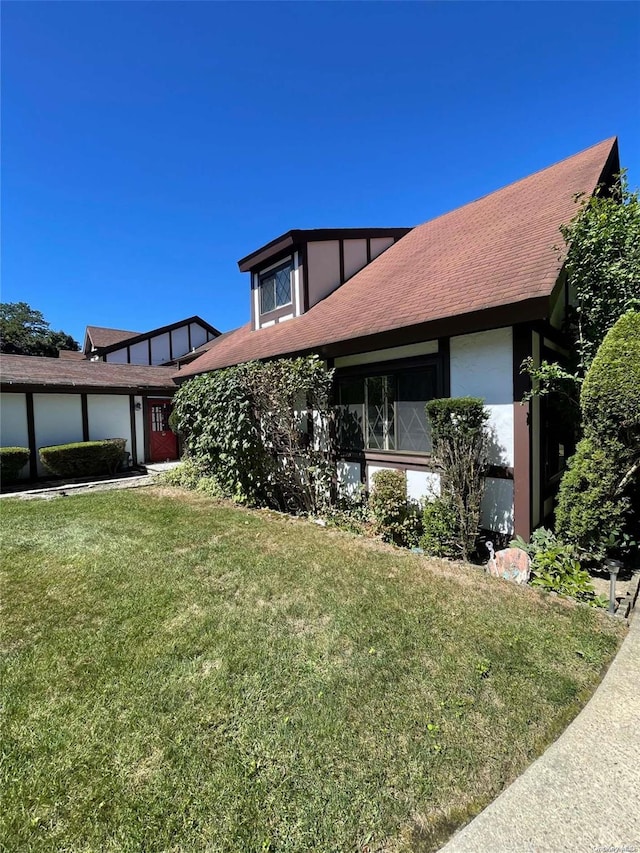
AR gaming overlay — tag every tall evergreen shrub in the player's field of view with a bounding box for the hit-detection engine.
[556,311,640,556]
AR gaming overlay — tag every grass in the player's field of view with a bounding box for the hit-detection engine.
[0,487,625,852]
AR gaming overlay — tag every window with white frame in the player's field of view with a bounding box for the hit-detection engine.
[337,365,438,453]
[260,260,292,314]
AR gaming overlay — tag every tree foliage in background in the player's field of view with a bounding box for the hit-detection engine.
[0,302,79,357]
[425,397,489,560]
[556,311,640,559]
[170,356,334,512]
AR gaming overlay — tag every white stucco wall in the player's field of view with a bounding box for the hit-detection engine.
[171,326,190,360]
[367,465,440,506]
[87,395,132,457]
[134,396,145,464]
[370,236,394,259]
[105,349,128,364]
[307,240,341,305]
[0,393,30,478]
[334,339,438,369]
[129,340,149,364]
[190,323,207,350]
[150,332,171,365]
[337,461,362,500]
[33,394,83,475]
[343,239,368,281]
[450,327,514,467]
[481,477,515,535]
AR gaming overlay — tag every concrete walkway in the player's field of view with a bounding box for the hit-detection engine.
[440,609,640,853]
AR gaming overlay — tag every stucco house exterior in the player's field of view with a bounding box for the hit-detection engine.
[176,137,621,539]
[0,316,220,477]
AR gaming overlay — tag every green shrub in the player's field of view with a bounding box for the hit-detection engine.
[369,469,421,547]
[1,447,30,483]
[426,397,489,560]
[39,439,127,478]
[171,356,334,512]
[555,436,630,558]
[513,527,605,607]
[529,540,601,605]
[160,458,205,489]
[420,497,459,558]
[580,310,640,446]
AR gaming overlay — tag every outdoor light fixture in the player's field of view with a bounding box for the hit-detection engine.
[604,558,622,615]
[135,402,142,411]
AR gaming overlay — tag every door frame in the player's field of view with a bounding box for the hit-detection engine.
[143,396,178,463]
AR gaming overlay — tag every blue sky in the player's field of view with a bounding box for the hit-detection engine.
[2,1,639,345]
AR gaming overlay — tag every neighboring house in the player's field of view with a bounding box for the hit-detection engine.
[177,137,621,539]
[0,316,220,478]
[83,316,220,364]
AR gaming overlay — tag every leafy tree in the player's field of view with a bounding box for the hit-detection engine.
[523,173,640,399]
[0,302,79,357]
[562,173,640,377]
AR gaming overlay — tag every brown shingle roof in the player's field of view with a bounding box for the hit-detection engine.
[1,355,177,392]
[86,325,141,350]
[58,350,86,360]
[179,138,618,377]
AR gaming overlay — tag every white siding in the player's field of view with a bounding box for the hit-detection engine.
[450,328,514,467]
[171,326,190,360]
[189,323,207,349]
[105,349,128,364]
[33,394,83,475]
[129,340,149,364]
[87,395,132,458]
[0,393,29,478]
[150,332,171,365]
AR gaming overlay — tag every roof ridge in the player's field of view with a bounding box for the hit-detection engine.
[412,136,618,230]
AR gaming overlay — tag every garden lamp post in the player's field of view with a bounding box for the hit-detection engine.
[604,558,622,615]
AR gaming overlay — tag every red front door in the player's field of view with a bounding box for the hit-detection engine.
[148,399,178,462]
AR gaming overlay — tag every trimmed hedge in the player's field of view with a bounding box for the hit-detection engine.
[39,439,127,478]
[1,447,30,483]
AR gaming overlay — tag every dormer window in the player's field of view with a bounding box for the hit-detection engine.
[260,260,292,313]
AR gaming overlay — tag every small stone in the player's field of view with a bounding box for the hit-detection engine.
[486,547,531,585]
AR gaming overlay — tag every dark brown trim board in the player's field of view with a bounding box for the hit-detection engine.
[338,240,345,284]
[129,396,138,466]
[142,397,150,464]
[439,337,451,398]
[513,323,533,540]
[26,392,37,479]
[2,384,176,396]
[81,394,90,441]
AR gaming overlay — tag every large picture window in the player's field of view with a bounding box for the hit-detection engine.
[337,365,438,453]
[260,261,292,314]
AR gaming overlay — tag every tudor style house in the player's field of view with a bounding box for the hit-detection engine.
[176,137,621,540]
[0,316,220,476]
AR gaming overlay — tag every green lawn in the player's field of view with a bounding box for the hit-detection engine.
[0,488,624,852]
